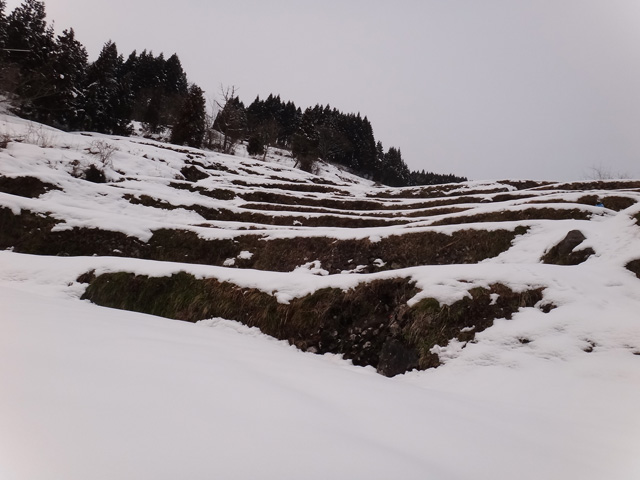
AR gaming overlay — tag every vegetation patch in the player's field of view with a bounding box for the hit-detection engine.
[81,273,544,376]
[123,195,409,228]
[537,180,640,191]
[0,176,61,198]
[498,180,552,190]
[0,206,524,270]
[431,207,591,226]
[124,194,179,210]
[238,190,393,211]
[576,195,636,211]
[238,190,488,212]
[490,193,537,203]
[169,182,237,200]
[0,206,144,256]
[232,180,343,194]
[406,284,545,371]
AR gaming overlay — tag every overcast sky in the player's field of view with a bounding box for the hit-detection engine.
[6,0,640,181]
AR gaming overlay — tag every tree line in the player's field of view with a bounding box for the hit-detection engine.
[0,0,467,186]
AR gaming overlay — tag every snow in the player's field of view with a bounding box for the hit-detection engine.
[1,112,640,479]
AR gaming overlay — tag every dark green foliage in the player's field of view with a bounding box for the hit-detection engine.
[84,164,106,183]
[81,41,132,134]
[170,84,206,148]
[212,95,247,153]
[246,135,265,156]
[377,146,409,186]
[1,2,197,137]
[126,50,189,132]
[0,1,10,82]
[0,1,466,186]
[409,169,468,186]
[42,28,87,129]
[3,0,55,112]
[245,94,466,186]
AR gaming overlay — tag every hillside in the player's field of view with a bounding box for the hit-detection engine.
[2,113,640,479]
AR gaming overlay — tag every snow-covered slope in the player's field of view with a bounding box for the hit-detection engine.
[1,114,640,479]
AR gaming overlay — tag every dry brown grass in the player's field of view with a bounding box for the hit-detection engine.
[431,207,591,226]
[537,180,640,191]
[0,176,61,198]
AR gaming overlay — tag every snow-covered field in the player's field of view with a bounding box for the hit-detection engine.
[1,113,640,479]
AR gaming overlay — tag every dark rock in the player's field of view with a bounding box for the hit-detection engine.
[542,230,595,265]
[626,259,640,279]
[180,165,209,182]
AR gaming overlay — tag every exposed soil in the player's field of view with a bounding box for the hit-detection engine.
[180,165,209,182]
[0,175,61,198]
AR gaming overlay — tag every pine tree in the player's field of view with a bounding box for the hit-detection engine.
[82,41,131,134]
[164,54,188,95]
[5,0,54,70]
[0,0,7,53]
[4,0,56,113]
[170,84,206,148]
[44,28,87,128]
[0,0,9,86]
[212,89,246,154]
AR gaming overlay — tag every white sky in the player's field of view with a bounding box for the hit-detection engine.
[6,0,640,181]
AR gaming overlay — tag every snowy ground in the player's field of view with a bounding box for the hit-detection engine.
[1,113,640,479]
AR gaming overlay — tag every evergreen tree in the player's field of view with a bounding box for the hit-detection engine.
[164,54,188,95]
[212,91,246,154]
[5,0,53,70]
[291,106,320,167]
[82,41,131,134]
[0,0,7,53]
[170,84,206,148]
[44,28,87,128]
[379,147,410,187]
[0,0,9,87]
[277,101,301,147]
[4,0,56,113]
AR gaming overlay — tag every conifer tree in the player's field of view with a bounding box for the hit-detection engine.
[45,28,87,128]
[212,87,246,154]
[0,0,9,85]
[170,84,206,148]
[4,0,55,113]
[82,41,131,134]
[0,0,7,53]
